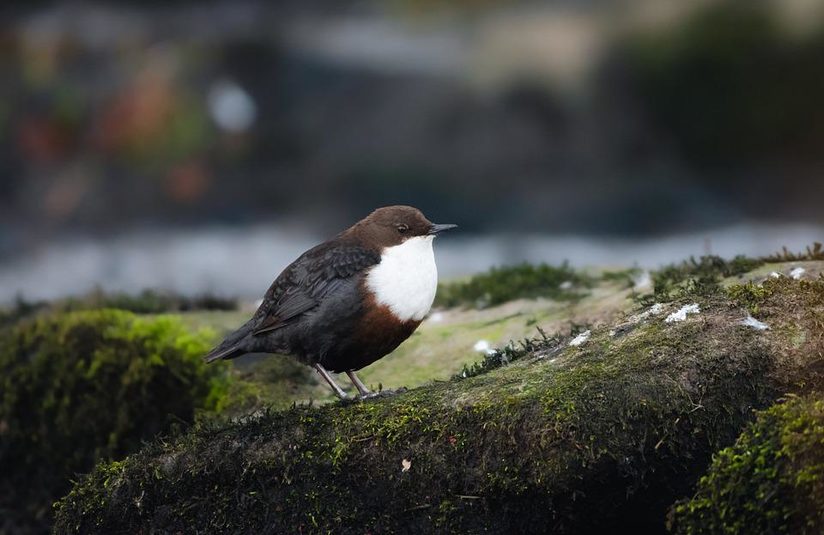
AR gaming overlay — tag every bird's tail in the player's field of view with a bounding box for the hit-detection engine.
[203,319,254,363]
[203,344,243,363]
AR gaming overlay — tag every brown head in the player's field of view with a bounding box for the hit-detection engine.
[342,205,457,250]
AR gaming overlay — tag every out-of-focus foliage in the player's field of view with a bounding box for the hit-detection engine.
[649,255,762,301]
[0,288,237,328]
[214,356,320,416]
[2,1,823,245]
[0,309,227,534]
[625,2,824,166]
[765,242,824,262]
[645,244,824,303]
[435,262,589,309]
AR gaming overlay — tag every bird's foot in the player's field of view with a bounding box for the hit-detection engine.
[315,363,350,400]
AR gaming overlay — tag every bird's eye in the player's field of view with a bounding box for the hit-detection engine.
[396,224,409,234]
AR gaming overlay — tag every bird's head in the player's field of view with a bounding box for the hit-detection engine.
[348,205,457,250]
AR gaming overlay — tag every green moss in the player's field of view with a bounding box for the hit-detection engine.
[650,255,763,303]
[764,242,824,263]
[435,262,590,309]
[0,288,237,328]
[0,309,227,533]
[726,281,775,314]
[600,267,643,289]
[54,285,811,534]
[213,356,323,415]
[746,276,824,358]
[46,260,824,534]
[669,395,824,535]
[453,326,562,379]
[77,288,237,314]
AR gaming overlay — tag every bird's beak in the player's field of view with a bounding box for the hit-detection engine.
[428,223,458,235]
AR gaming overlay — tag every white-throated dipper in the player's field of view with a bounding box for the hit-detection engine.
[204,205,456,399]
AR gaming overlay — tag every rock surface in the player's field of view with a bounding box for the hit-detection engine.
[53,261,824,533]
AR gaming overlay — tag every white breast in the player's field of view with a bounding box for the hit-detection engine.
[365,235,438,321]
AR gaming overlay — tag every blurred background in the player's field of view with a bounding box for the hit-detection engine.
[2,0,823,303]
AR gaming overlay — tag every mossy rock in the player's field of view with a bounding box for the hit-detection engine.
[668,394,824,534]
[0,309,226,533]
[53,273,824,534]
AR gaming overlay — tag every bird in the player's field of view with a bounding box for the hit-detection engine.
[203,205,457,399]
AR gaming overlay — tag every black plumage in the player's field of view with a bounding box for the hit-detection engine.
[203,241,379,366]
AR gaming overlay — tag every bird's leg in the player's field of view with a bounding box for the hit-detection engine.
[346,370,372,397]
[314,364,349,400]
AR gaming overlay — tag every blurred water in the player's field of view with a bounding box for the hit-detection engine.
[0,222,821,304]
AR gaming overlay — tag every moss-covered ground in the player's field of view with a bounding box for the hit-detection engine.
[669,394,824,534]
[177,267,637,411]
[52,257,824,533]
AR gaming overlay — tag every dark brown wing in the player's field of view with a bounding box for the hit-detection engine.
[252,242,380,335]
